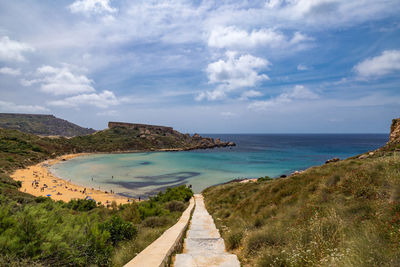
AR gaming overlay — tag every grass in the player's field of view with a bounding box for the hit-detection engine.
[0,128,194,266]
[203,149,400,266]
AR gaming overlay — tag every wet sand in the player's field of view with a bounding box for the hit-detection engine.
[11,153,134,206]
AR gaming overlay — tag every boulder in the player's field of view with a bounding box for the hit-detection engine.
[325,158,340,164]
[192,133,201,139]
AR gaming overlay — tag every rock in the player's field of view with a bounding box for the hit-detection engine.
[280,174,287,178]
[389,118,400,143]
[358,154,368,159]
[369,152,374,156]
[145,129,151,135]
[192,133,201,139]
[325,157,340,164]
[227,141,236,146]
[140,134,146,139]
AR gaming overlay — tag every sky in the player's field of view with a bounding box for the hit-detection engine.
[0,0,399,133]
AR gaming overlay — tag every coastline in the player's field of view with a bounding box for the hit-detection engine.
[11,153,133,206]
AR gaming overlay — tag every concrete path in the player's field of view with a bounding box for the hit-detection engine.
[124,197,195,267]
[174,194,240,267]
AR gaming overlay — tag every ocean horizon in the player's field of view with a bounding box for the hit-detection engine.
[51,133,389,198]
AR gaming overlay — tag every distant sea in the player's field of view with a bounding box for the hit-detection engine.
[51,134,388,198]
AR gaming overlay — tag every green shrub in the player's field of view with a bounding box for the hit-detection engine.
[165,200,186,212]
[142,216,171,228]
[227,230,244,250]
[246,229,285,255]
[258,176,273,182]
[151,185,193,203]
[66,198,97,211]
[100,215,137,246]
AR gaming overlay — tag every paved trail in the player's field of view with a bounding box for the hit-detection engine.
[174,194,240,267]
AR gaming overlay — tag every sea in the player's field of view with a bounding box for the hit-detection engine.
[50,134,388,198]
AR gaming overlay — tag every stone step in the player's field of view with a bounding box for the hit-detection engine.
[187,228,221,239]
[174,253,240,267]
[184,238,226,253]
[173,194,241,267]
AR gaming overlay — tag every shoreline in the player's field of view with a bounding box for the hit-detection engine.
[11,153,133,206]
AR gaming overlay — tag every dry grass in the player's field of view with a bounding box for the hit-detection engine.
[204,152,400,266]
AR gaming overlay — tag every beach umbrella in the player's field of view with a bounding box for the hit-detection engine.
[46,194,51,197]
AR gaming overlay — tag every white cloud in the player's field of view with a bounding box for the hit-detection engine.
[208,26,312,50]
[48,90,119,108]
[207,52,270,89]
[197,52,270,101]
[248,85,319,110]
[0,36,34,62]
[22,65,95,95]
[0,100,49,113]
[297,64,308,71]
[354,50,400,79]
[69,0,117,15]
[239,90,263,100]
[195,89,226,101]
[0,67,20,76]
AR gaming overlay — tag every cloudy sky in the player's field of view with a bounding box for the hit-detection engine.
[0,0,399,133]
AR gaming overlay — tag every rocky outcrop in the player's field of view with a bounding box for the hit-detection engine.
[389,118,400,143]
[107,121,235,151]
[325,158,340,164]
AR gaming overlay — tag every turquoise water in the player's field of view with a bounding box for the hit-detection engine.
[50,134,388,198]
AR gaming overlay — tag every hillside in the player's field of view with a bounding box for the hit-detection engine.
[0,128,193,266]
[0,113,96,137]
[203,119,400,266]
[69,122,235,152]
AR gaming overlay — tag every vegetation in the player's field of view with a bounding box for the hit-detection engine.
[204,146,400,266]
[0,128,193,266]
[0,113,95,137]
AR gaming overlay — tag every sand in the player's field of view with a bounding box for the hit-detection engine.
[11,153,133,206]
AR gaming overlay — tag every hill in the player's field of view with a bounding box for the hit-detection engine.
[203,118,400,266]
[0,113,96,137]
[0,128,193,266]
[68,122,235,152]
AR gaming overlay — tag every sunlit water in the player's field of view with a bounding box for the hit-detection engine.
[50,134,388,198]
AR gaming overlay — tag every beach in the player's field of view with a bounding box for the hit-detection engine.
[11,153,133,206]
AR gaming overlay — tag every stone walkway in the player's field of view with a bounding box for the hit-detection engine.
[174,194,240,267]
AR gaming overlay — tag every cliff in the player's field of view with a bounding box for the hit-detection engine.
[0,113,95,137]
[389,118,400,143]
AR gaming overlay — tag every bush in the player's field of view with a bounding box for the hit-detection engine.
[246,229,285,255]
[258,176,273,182]
[100,216,137,246]
[165,200,186,212]
[66,198,97,211]
[142,216,171,228]
[226,230,244,250]
[151,185,193,203]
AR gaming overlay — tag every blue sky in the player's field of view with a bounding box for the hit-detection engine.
[0,0,399,133]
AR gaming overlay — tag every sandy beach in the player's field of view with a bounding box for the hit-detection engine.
[11,153,133,206]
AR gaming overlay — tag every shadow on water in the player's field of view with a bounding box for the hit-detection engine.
[110,172,200,198]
